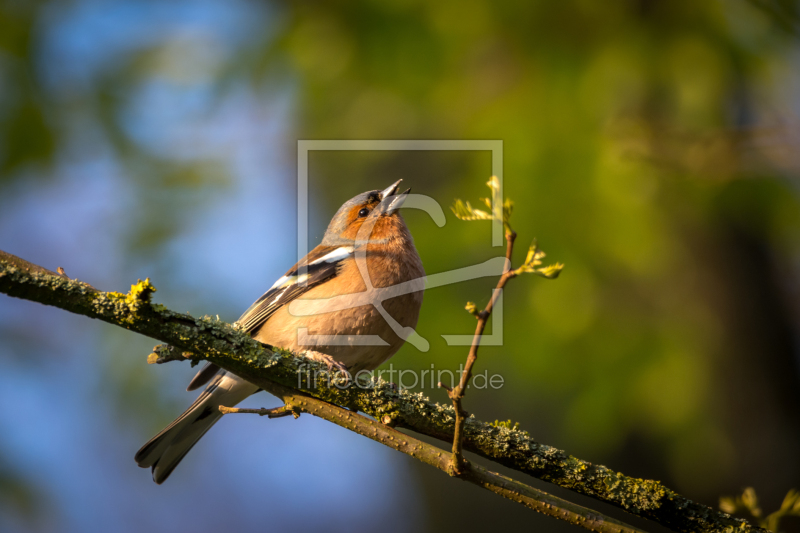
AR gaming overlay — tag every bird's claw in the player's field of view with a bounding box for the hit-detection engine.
[303,350,351,384]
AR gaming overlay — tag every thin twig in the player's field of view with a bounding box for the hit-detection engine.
[239,380,646,533]
[446,228,517,475]
[219,405,297,418]
[147,344,193,364]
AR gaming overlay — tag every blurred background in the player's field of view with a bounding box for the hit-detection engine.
[1,1,799,532]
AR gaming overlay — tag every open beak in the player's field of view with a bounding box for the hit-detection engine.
[376,180,410,216]
[379,179,403,201]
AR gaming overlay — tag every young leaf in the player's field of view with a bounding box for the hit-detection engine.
[451,199,493,221]
[535,263,564,279]
[720,486,800,531]
[451,177,513,232]
[513,240,563,279]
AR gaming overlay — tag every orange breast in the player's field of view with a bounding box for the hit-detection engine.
[254,235,424,372]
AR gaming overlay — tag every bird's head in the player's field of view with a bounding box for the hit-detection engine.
[321,180,411,246]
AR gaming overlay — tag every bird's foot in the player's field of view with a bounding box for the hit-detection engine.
[303,350,351,384]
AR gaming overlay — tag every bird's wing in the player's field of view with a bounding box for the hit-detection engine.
[186,244,354,390]
[236,244,354,334]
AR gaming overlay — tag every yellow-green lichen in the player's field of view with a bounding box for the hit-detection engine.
[127,278,156,304]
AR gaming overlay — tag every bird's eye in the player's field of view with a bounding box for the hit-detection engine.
[358,208,370,218]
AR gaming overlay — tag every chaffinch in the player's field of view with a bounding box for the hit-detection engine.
[135,180,424,484]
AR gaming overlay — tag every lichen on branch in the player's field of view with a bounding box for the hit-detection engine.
[0,250,763,533]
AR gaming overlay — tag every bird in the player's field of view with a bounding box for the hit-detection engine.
[134,180,424,484]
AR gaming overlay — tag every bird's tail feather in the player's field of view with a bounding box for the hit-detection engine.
[134,371,257,484]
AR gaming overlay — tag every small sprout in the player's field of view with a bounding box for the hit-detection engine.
[779,489,800,514]
[451,199,494,222]
[503,198,513,225]
[452,183,563,280]
[514,240,564,279]
[524,240,546,266]
[720,487,762,518]
[451,176,514,233]
[720,487,800,532]
[465,301,480,316]
[742,487,761,517]
[486,176,503,222]
[719,497,738,515]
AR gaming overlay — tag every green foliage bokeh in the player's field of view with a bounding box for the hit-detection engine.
[2,1,800,531]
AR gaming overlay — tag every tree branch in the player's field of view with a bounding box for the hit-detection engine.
[0,250,764,533]
[222,380,644,533]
